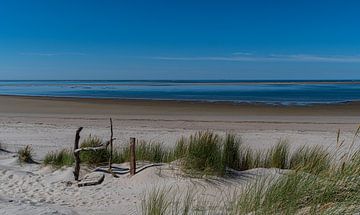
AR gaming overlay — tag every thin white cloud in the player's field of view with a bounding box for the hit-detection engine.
[19,52,86,56]
[148,53,360,63]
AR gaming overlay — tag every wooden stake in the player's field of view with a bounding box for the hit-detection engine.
[108,118,113,171]
[73,127,83,181]
[130,137,136,176]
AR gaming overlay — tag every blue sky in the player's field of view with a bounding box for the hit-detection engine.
[1,0,360,80]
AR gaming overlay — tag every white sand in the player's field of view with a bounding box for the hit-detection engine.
[0,152,283,215]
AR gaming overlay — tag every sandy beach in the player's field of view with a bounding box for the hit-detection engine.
[1,95,360,155]
[1,95,360,214]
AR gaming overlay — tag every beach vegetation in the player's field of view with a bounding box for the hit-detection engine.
[142,148,360,215]
[177,131,225,176]
[289,145,331,174]
[18,145,35,163]
[79,135,109,166]
[120,140,174,163]
[43,149,75,167]
[141,187,198,215]
[222,133,241,170]
[265,139,290,169]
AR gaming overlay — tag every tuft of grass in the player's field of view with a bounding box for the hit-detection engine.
[173,137,188,160]
[222,133,241,170]
[18,145,34,163]
[265,140,290,169]
[141,187,197,215]
[121,141,174,163]
[43,149,74,167]
[289,145,331,174]
[238,146,257,170]
[141,187,172,215]
[180,131,224,176]
[80,135,109,165]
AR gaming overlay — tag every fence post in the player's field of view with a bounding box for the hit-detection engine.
[108,118,113,171]
[73,127,83,181]
[130,137,136,176]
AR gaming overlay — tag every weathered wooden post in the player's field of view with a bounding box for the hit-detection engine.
[73,127,83,181]
[130,137,136,176]
[108,118,113,171]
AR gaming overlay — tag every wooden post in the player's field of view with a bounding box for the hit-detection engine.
[130,137,136,176]
[73,127,83,181]
[108,118,113,171]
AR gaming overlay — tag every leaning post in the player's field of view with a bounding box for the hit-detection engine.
[130,137,136,176]
[73,127,83,181]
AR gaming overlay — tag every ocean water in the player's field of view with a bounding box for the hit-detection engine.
[0,80,359,105]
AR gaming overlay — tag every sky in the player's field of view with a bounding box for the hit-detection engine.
[0,0,360,80]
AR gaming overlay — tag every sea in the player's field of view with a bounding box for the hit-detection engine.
[0,80,359,106]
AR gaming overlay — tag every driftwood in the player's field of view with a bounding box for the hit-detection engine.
[73,139,115,153]
[130,137,136,176]
[73,127,83,181]
[73,119,117,180]
[78,172,105,187]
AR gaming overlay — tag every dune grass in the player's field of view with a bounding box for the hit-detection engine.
[222,133,241,170]
[142,149,360,215]
[79,135,109,166]
[43,135,174,167]
[177,131,225,176]
[18,145,35,163]
[266,139,290,169]
[120,140,175,163]
[289,145,331,174]
[141,187,198,215]
[43,149,74,167]
[231,154,360,214]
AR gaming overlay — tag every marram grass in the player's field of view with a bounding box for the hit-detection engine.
[43,149,74,167]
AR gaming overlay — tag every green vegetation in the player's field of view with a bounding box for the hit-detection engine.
[141,187,172,215]
[179,131,224,176]
[231,152,360,214]
[222,133,241,170]
[289,145,331,174]
[141,187,197,215]
[43,135,174,168]
[121,140,174,163]
[43,149,74,167]
[142,150,360,214]
[18,145,34,163]
[266,139,290,169]
[42,131,324,176]
[79,135,109,166]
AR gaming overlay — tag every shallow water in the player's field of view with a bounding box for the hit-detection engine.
[0,80,359,105]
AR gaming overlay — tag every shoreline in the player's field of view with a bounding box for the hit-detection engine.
[2,94,360,109]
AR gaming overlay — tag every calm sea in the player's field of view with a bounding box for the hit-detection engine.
[0,80,359,105]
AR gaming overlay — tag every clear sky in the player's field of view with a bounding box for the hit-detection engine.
[1,0,360,80]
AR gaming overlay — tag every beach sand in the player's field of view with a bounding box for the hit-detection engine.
[1,95,360,214]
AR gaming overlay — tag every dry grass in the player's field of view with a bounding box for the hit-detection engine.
[18,145,35,163]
